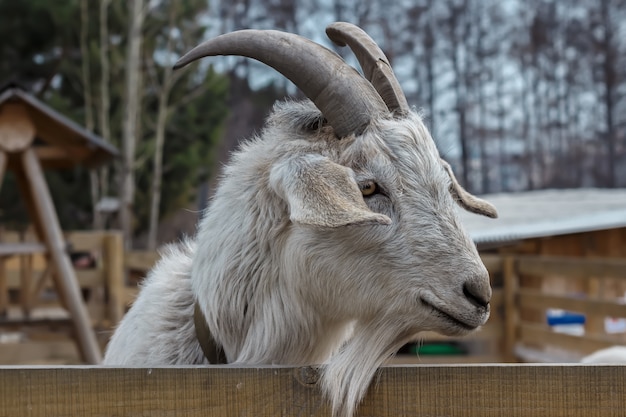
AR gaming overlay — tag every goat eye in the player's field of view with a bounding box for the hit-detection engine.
[360,181,379,197]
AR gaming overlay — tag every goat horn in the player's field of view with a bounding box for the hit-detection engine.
[326,22,409,115]
[174,29,387,138]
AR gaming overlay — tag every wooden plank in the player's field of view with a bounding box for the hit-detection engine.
[0,102,36,152]
[3,269,104,289]
[104,233,125,324]
[518,289,626,318]
[0,365,625,416]
[517,256,626,280]
[0,242,47,256]
[19,254,33,315]
[0,150,6,192]
[0,231,105,253]
[21,148,101,363]
[63,230,107,252]
[503,256,518,362]
[0,257,6,314]
[518,323,620,356]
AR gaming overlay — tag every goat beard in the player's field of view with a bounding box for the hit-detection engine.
[321,318,417,417]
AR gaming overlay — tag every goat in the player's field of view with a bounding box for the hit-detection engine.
[103,22,497,417]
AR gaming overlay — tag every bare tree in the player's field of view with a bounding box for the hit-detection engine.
[120,0,145,248]
[94,0,112,229]
[79,0,100,227]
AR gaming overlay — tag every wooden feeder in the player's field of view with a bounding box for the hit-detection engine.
[0,83,118,364]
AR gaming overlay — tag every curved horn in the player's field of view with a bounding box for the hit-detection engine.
[326,22,409,115]
[174,29,387,138]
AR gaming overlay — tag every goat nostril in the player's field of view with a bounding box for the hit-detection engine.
[463,282,490,308]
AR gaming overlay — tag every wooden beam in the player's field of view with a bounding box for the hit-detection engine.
[0,151,6,192]
[518,289,626,318]
[0,242,47,257]
[34,145,90,163]
[20,148,102,364]
[0,102,36,152]
[104,233,125,324]
[518,323,619,355]
[0,365,624,416]
[503,256,518,362]
[517,256,626,280]
[2,269,104,290]
[0,257,6,316]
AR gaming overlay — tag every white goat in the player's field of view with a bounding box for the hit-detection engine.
[104,22,497,417]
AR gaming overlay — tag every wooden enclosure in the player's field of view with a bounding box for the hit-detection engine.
[0,230,127,363]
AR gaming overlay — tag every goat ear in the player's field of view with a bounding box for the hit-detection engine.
[441,159,498,219]
[270,155,392,227]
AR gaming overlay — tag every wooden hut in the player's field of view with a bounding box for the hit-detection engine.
[459,188,626,361]
[0,82,118,363]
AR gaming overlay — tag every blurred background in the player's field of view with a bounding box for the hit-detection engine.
[0,0,624,249]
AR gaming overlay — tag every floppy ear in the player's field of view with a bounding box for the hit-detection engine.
[441,159,498,218]
[270,154,392,227]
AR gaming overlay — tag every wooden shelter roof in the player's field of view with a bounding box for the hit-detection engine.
[0,83,118,169]
[458,188,626,248]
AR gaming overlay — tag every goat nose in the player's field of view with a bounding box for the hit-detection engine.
[463,277,491,308]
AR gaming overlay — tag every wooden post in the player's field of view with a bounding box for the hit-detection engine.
[0,257,6,317]
[104,232,125,325]
[20,148,102,364]
[19,253,33,317]
[0,151,6,193]
[503,256,518,362]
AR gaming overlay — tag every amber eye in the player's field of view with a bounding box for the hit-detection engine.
[360,181,379,197]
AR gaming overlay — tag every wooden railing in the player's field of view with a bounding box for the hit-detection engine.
[502,255,626,363]
[0,230,125,328]
[1,364,624,416]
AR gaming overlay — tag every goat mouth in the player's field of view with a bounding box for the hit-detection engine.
[420,298,478,331]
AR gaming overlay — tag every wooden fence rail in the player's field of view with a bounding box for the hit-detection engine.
[1,364,625,417]
[502,255,626,363]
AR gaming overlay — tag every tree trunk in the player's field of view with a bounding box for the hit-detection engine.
[94,0,112,230]
[79,0,101,228]
[147,5,178,250]
[600,0,616,187]
[120,0,144,248]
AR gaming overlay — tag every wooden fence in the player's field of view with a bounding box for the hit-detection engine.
[0,364,624,416]
[0,230,160,363]
[502,255,626,362]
